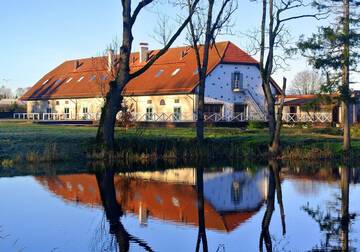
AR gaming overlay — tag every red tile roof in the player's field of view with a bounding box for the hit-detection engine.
[36,174,262,232]
[21,41,280,100]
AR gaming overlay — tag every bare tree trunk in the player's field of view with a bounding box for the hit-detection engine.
[342,0,351,152]
[196,78,206,142]
[96,0,133,149]
[96,168,153,252]
[96,82,124,148]
[259,163,275,252]
[96,0,200,149]
[340,163,350,251]
[195,165,208,252]
[270,78,286,157]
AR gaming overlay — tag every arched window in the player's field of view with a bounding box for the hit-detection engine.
[160,99,166,106]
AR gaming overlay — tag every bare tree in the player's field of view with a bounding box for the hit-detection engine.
[151,15,173,47]
[97,0,201,149]
[290,70,323,94]
[0,85,13,99]
[255,0,323,156]
[187,0,236,141]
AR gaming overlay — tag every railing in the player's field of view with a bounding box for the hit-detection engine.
[13,112,267,122]
[13,113,40,120]
[282,113,332,123]
[132,112,196,122]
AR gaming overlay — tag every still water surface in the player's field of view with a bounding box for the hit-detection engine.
[0,163,359,251]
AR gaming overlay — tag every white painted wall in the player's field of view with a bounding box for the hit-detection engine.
[203,64,275,118]
[203,169,268,212]
[27,98,105,117]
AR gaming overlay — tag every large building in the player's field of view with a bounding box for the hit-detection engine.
[20,41,281,122]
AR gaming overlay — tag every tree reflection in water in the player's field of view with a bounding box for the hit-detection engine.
[259,159,286,252]
[302,163,356,251]
[195,164,208,252]
[95,168,153,252]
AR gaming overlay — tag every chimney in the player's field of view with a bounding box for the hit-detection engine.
[107,49,114,72]
[73,60,80,70]
[139,42,149,63]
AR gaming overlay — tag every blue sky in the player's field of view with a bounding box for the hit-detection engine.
[1,0,357,91]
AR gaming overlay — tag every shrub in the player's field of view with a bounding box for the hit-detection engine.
[247,121,267,129]
[1,159,14,169]
[351,124,360,138]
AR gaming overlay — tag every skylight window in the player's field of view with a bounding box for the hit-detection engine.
[54,79,62,85]
[172,68,181,76]
[90,75,96,81]
[77,76,84,82]
[66,77,73,83]
[42,79,49,85]
[155,69,164,77]
[101,75,108,81]
[193,69,199,75]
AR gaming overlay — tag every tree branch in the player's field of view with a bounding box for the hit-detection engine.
[129,0,201,80]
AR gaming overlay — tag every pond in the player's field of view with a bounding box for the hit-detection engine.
[0,162,359,251]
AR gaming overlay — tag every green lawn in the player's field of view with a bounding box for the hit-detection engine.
[0,120,359,164]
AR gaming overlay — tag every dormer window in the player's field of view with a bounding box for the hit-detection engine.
[231,72,243,92]
[172,68,181,76]
[66,77,73,83]
[156,69,164,77]
[54,79,62,85]
[42,79,49,85]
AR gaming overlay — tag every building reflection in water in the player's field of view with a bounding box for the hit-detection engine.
[34,164,360,251]
[36,167,269,233]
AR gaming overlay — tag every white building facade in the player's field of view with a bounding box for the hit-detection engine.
[19,41,281,122]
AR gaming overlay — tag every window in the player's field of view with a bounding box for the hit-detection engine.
[231,72,243,91]
[146,107,153,121]
[42,79,49,85]
[56,101,60,105]
[160,99,166,106]
[193,69,198,75]
[231,180,243,204]
[90,75,96,81]
[101,75,108,81]
[55,79,62,85]
[77,76,84,82]
[66,77,73,83]
[64,108,70,119]
[46,108,52,113]
[204,104,222,114]
[234,104,248,119]
[83,107,88,113]
[172,68,181,76]
[174,99,180,103]
[155,69,164,77]
[234,104,247,114]
[173,107,181,121]
[65,101,69,105]
[147,100,152,104]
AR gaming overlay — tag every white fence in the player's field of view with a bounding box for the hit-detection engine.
[13,112,101,121]
[282,113,332,123]
[13,112,267,122]
[14,112,334,123]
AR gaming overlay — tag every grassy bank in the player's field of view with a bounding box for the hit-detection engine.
[1,121,360,166]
